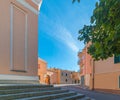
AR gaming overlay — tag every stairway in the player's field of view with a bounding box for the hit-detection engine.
[0,84,94,100]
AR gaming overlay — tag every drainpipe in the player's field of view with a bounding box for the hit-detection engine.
[92,59,95,90]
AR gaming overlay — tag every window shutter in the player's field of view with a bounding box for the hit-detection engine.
[114,55,120,64]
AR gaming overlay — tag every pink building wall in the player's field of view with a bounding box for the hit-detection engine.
[78,43,92,86]
[0,0,42,83]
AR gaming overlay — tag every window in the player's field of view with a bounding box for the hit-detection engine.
[75,80,76,83]
[66,79,67,82]
[39,75,40,80]
[66,73,67,76]
[114,55,120,63]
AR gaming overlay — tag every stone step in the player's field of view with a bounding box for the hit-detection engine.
[0,89,68,99]
[0,84,53,90]
[16,91,77,100]
[77,97,94,100]
[53,93,85,100]
[0,87,61,95]
[0,84,94,100]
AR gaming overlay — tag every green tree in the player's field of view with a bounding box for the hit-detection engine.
[78,0,120,60]
[72,0,80,3]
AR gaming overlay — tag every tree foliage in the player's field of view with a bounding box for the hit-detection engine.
[72,0,80,3]
[78,0,120,60]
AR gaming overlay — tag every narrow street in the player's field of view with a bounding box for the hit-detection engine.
[61,85,120,100]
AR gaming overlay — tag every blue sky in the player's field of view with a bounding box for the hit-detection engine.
[38,0,97,71]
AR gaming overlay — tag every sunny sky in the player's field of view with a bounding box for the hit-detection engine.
[38,0,97,71]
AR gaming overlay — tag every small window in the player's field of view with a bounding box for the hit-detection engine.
[75,80,76,83]
[114,55,120,63]
[66,73,67,76]
[66,79,67,82]
[39,75,40,80]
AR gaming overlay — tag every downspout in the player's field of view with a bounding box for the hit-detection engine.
[85,46,87,87]
[92,59,95,90]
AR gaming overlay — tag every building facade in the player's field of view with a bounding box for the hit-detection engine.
[0,0,42,84]
[38,58,47,84]
[78,43,92,87]
[78,44,120,92]
[58,69,80,84]
[94,56,120,91]
[38,64,80,85]
[72,72,80,84]
[59,70,73,84]
[47,68,59,84]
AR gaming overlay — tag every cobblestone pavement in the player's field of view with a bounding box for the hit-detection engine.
[61,85,120,100]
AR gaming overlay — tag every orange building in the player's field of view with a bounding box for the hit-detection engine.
[47,68,59,84]
[0,0,42,84]
[38,59,58,84]
[38,58,47,84]
[72,72,80,84]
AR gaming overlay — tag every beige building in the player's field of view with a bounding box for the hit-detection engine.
[59,70,72,84]
[93,56,120,91]
[0,0,42,84]
[58,69,80,84]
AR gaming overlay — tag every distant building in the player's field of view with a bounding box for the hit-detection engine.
[55,69,80,84]
[38,60,80,85]
[72,72,80,84]
[58,69,73,84]
[0,0,42,84]
[47,68,59,84]
[38,58,47,84]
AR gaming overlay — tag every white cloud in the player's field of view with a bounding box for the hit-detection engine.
[56,25,79,52]
[40,13,79,53]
